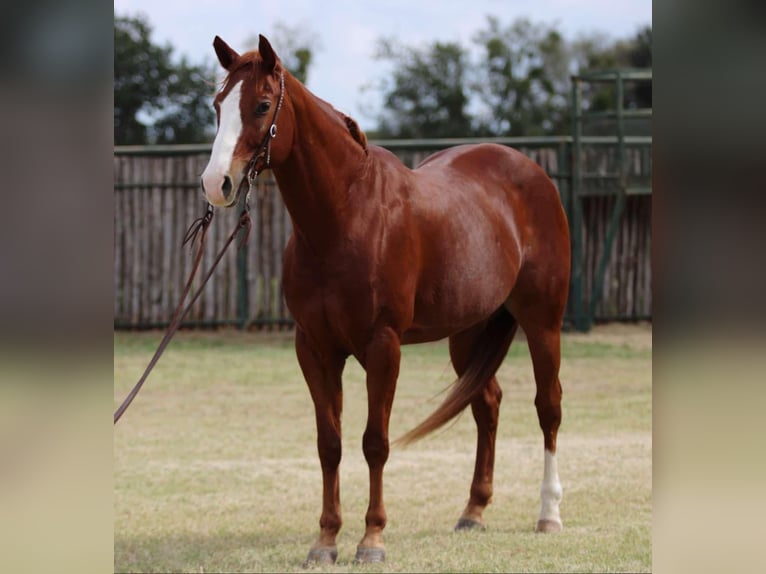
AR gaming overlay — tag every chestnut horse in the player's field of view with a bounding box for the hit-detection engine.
[201,35,570,565]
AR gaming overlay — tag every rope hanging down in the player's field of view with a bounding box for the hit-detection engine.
[114,203,252,424]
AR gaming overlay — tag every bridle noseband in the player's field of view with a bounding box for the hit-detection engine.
[245,71,286,203]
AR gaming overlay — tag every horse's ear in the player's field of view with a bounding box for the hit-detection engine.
[258,34,278,73]
[213,36,239,70]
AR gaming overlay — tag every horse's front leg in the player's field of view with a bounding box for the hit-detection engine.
[295,328,347,566]
[356,326,401,563]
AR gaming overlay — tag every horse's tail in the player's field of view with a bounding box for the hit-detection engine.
[394,307,517,447]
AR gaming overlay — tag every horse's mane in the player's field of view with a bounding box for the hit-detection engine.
[339,112,368,155]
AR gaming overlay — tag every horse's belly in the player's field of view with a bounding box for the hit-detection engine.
[404,264,516,344]
[401,325,459,345]
[403,306,505,344]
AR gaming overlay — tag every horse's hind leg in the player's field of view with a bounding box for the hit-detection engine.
[511,303,565,533]
[450,314,518,531]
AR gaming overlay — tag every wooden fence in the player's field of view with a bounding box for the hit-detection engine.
[114,151,288,328]
[114,138,651,330]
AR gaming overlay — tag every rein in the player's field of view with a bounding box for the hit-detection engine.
[114,70,286,425]
[114,205,252,424]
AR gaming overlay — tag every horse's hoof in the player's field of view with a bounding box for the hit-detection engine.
[354,545,386,563]
[302,546,338,567]
[454,517,486,531]
[535,519,562,533]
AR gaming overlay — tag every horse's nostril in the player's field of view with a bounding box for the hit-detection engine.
[222,175,233,197]
[200,177,206,193]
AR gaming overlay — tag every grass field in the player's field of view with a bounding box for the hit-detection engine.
[114,323,651,573]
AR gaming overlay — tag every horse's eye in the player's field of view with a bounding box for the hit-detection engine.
[256,101,271,116]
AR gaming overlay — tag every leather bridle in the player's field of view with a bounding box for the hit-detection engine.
[244,71,286,204]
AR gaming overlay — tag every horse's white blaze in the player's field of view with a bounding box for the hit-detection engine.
[202,80,243,206]
[539,449,563,525]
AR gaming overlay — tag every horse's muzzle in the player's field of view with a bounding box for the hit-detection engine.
[201,172,242,207]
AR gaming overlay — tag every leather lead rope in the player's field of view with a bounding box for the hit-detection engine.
[114,204,252,425]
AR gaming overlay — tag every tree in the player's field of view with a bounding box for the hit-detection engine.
[114,14,216,145]
[571,26,652,134]
[244,22,320,85]
[149,57,217,144]
[372,39,472,138]
[365,17,652,139]
[114,15,170,145]
[471,17,571,136]
[628,26,652,109]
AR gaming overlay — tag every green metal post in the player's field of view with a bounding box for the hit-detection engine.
[556,139,574,325]
[587,72,628,322]
[557,140,571,220]
[237,244,248,329]
[236,194,250,330]
[570,77,587,331]
[616,72,626,192]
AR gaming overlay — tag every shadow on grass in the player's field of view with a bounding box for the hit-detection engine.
[113,527,531,573]
[114,522,650,573]
[114,530,309,573]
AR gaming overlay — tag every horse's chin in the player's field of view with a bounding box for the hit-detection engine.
[221,176,248,208]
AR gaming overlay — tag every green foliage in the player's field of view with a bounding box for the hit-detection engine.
[472,17,571,136]
[374,39,473,138]
[149,55,217,144]
[115,16,320,146]
[629,26,652,108]
[573,25,654,116]
[114,14,168,145]
[245,22,320,85]
[114,13,651,144]
[114,14,216,145]
[369,18,652,138]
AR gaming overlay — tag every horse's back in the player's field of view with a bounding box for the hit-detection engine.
[410,142,567,240]
[416,143,556,198]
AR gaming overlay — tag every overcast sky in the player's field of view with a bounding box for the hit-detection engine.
[114,0,651,129]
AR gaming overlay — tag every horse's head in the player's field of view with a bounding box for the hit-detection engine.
[201,35,290,207]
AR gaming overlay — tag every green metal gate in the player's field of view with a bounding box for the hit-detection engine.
[569,69,652,331]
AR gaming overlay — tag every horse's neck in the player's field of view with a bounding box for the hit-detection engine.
[272,77,368,251]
